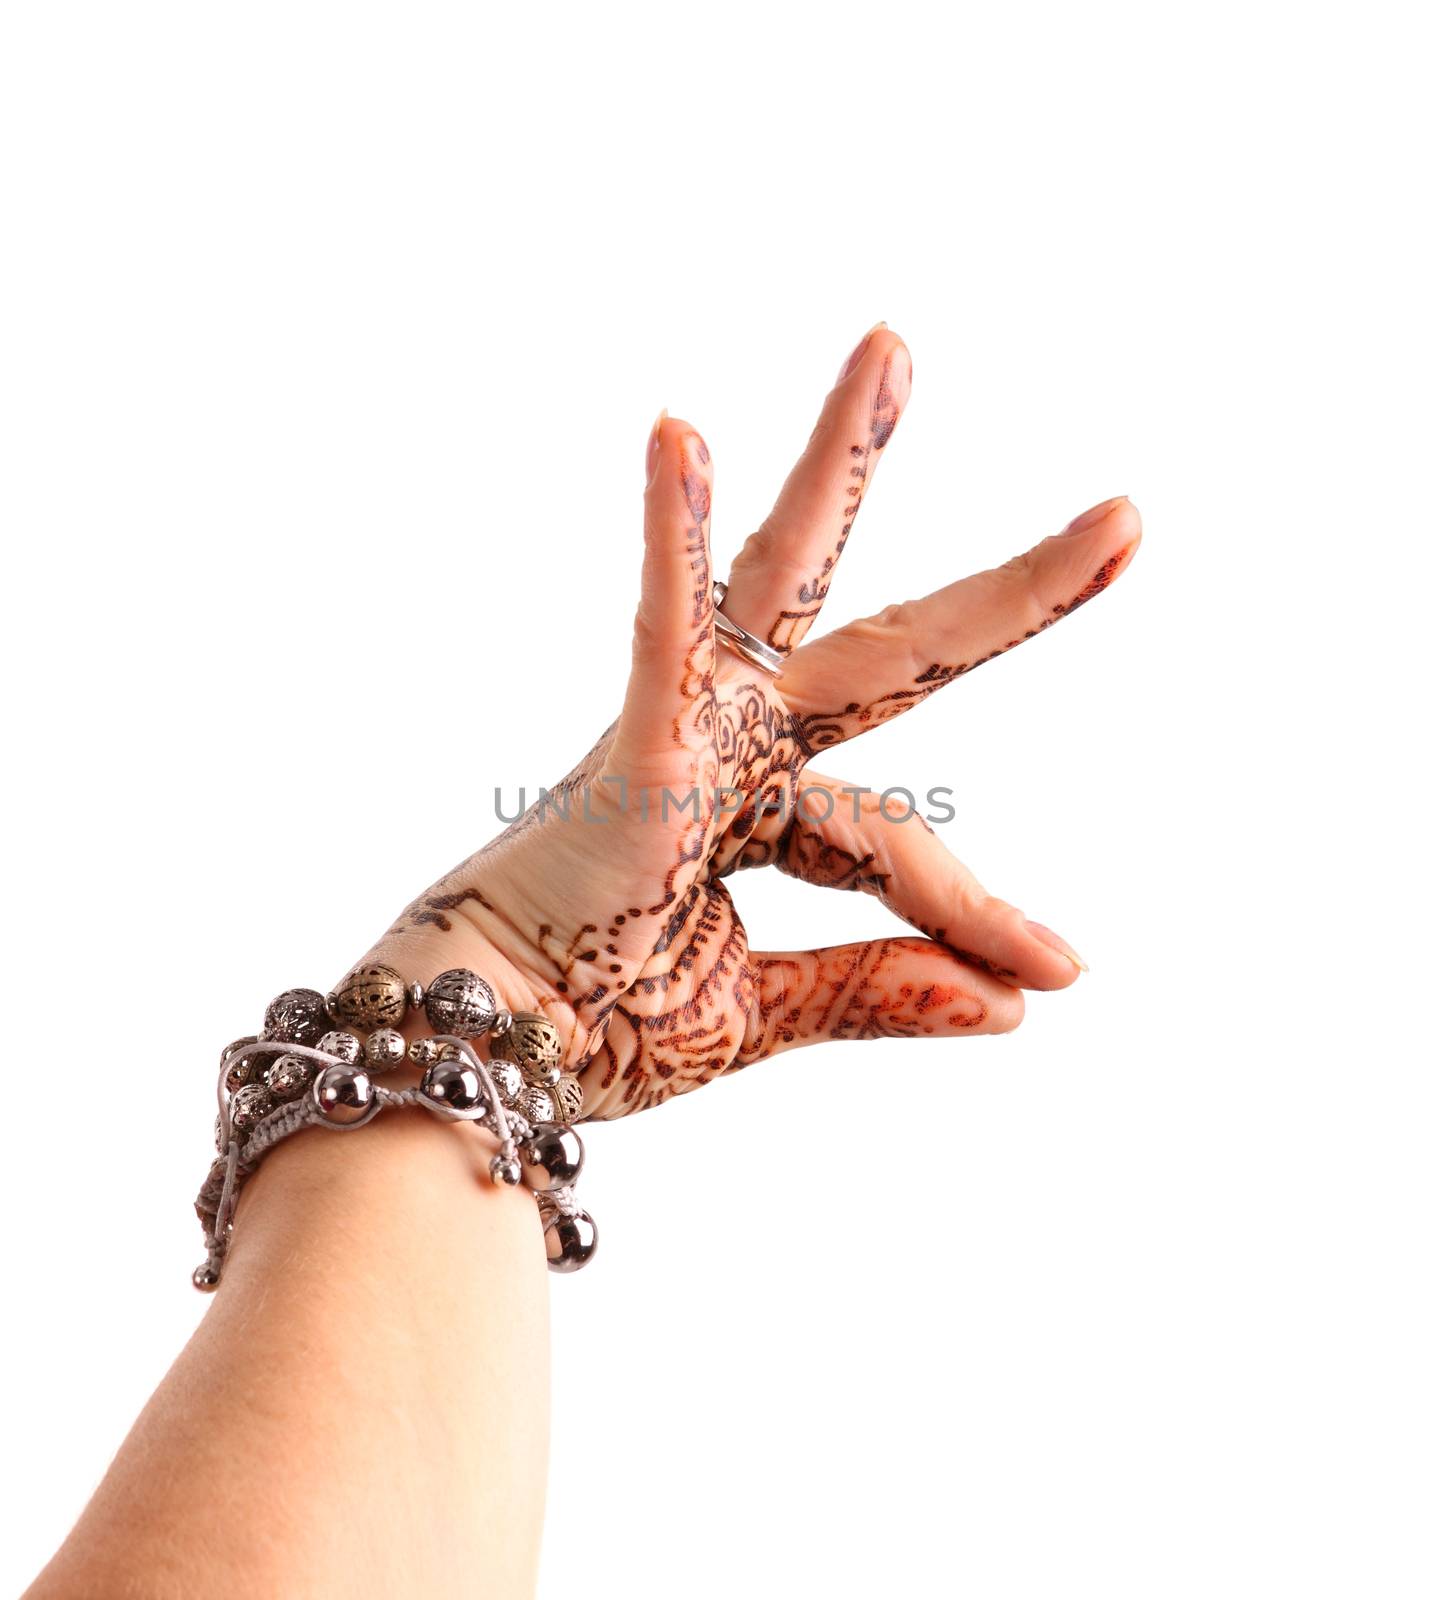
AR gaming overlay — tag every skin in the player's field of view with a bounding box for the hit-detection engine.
[27,1114,548,1600]
[23,326,1139,1598]
[372,322,1140,1116]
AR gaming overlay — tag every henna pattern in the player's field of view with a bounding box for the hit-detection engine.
[354,344,1127,1123]
[797,545,1137,748]
[379,592,1016,1115]
[737,938,988,1064]
[764,351,906,656]
[734,820,1013,979]
[369,530,1119,1117]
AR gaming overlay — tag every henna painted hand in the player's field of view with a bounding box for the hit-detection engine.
[363,325,1140,1119]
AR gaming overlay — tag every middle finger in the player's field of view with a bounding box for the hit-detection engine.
[718,324,912,661]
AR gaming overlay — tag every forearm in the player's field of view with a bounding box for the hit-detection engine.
[26,1109,549,1600]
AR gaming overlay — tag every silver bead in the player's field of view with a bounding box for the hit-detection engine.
[490,1007,514,1036]
[262,988,331,1047]
[519,1123,585,1191]
[329,964,409,1031]
[408,1037,440,1065]
[437,1042,465,1061]
[224,1049,264,1094]
[365,1028,407,1071]
[517,1085,556,1124]
[317,1030,363,1063]
[229,1082,273,1135]
[486,1058,525,1106]
[313,1064,375,1124]
[542,1207,598,1272]
[420,1060,490,1114]
[490,1153,523,1186]
[551,1072,584,1124]
[264,1052,313,1101]
[192,1263,221,1292]
[423,968,497,1038]
[407,980,425,1009]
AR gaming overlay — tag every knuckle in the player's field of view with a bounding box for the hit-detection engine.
[873,598,918,632]
[997,545,1040,582]
[950,876,994,919]
[992,548,1056,633]
[629,601,677,661]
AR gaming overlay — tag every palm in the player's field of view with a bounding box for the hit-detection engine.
[372,328,1139,1119]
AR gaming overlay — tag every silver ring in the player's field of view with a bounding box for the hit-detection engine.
[712,582,786,676]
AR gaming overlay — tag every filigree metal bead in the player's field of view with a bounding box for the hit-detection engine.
[490,1153,523,1186]
[486,1059,525,1106]
[365,1029,407,1071]
[229,1083,273,1136]
[519,1123,584,1191]
[223,1052,259,1094]
[408,1038,440,1066]
[420,1060,490,1114]
[423,969,497,1039]
[492,1012,563,1080]
[317,1030,362,1064]
[264,1053,313,1101]
[262,989,331,1047]
[328,965,409,1031]
[542,1208,598,1272]
[313,1064,375,1124]
[517,1085,556,1124]
[551,1072,584,1124]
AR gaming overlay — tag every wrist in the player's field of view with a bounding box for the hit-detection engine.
[229,1098,543,1277]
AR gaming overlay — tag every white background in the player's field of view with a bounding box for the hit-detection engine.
[2,3,1437,1595]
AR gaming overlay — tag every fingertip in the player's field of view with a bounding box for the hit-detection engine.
[1063,495,1141,553]
[1024,959,1083,993]
[1027,496,1140,609]
[1103,495,1142,556]
[867,329,913,414]
[1081,499,1142,595]
[951,907,1082,994]
[879,331,912,414]
[836,321,888,383]
[647,413,711,488]
[983,979,1026,1034]
[1022,920,1087,991]
[834,324,913,413]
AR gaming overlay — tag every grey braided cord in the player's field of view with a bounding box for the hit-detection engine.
[196,1037,540,1286]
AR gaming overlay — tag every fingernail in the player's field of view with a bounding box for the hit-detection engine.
[837,321,887,384]
[1025,920,1088,971]
[1064,496,1129,535]
[646,408,667,484]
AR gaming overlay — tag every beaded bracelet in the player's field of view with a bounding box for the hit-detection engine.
[193,964,597,1287]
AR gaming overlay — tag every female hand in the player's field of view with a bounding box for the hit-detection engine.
[360,325,1140,1120]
